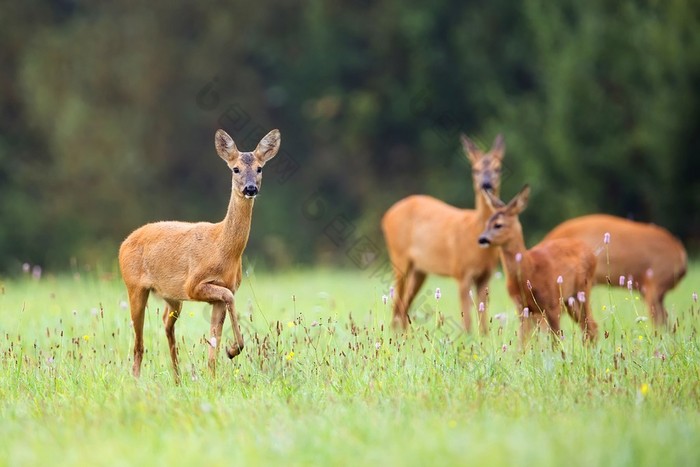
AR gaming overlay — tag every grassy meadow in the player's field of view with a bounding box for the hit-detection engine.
[1,262,699,466]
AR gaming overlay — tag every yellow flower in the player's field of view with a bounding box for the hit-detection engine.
[472,354,479,361]
[605,368,611,374]
[640,383,649,396]
[287,321,295,328]
[285,350,295,361]
[83,335,90,341]
[616,346,622,353]
[638,335,644,342]
[189,311,195,318]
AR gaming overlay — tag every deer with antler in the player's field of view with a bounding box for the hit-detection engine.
[381,135,505,333]
[119,128,280,382]
[478,186,599,344]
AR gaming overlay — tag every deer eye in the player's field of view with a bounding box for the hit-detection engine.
[257,167,262,174]
[233,167,240,174]
[494,223,503,230]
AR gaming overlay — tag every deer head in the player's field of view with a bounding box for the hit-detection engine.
[215,129,281,199]
[477,185,530,248]
[461,134,505,194]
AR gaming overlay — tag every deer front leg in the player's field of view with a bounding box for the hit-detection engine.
[459,277,475,333]
[163,299,183,384]
[208,302,226,376]
[189,281,244,362]
[474,273,491,335]
[225,298,244,359]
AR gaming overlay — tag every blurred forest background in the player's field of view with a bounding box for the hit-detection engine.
[1,0,699,274]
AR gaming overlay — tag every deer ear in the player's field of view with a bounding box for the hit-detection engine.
[489,134,505,161]
[215,129,238,162]
[461,134,481,164]
[255,129,281,163]
[507,184,530,215]
[481,188,506,210]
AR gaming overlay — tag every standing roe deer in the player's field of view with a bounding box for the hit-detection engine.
[381,134,505,333]
[544,214,687,327]
[478,186,598,344]
[119,128,280,382]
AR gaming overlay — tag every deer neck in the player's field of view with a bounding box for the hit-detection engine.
[498,223,530,277]
[221,186,255,258]
[475,188,498,220]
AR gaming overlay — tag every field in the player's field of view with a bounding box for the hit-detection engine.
[1,263,699,466]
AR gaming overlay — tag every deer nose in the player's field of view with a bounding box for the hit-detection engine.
[242,184,258,198]
[481,181,494,191]
[478,236,491,247]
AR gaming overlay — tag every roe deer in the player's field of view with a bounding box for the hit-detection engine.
[544,214,687,327]
[119,128,280,383]
[381,134,505,333]
[478,186,598,344]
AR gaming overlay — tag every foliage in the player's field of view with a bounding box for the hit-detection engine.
[0,1,698,271]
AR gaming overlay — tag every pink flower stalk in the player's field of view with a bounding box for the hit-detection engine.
[568,297,575,307]
[619,275,625,287]
[693,292,698,303]
[382,295,388,305]
[526,280,532,291]
[389,286,395,299]
[577,291,586,303]
[478,302,485,313]
[515,252,523,263]
[603,232,610,245]
[523,307,529,318]
[627,279,633,291]
[435,288,441,300]
[556,275,563,285]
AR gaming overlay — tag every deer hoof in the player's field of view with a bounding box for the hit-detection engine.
[226,343,243,359]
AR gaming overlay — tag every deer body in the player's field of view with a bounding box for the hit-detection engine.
[544,214,687,326]
[381,135,504,333]
[479,187,598,343]
[119,129,280,382]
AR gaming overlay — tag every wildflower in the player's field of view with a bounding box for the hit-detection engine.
[526,280,532,291]
[46,356,55,365]
[627,279,633,291]
[522,307,529,318]
[22,263,30,274]
[640,383,649,396]
[619,275,625,287]
[435,288,441,300]
[119,300,128,310]
[382,295,388,305]
[635,316,648,323]
[32,265,42,280]
[515,252,522,263]
[287,321,295,328]
[637,335,644,342]
[478,302,485,313]
[603,232,610,244]
[556,276,563,285]
[605,368,610,374]
[207,337,217,348]
[311,320,319,327]
[567,297,575,307]
[389,286,395,299]
[616,346,622,353]
[189,311,195,318]
[375,342,381,350]
[693,292,698,303]
[83,335,90,341]
[502,344,507,352]
[285,350,295,361]
[577,291,586,303]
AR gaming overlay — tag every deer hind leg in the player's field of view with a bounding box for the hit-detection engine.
[474,272,492,335]
[163,299,183,384]
[399,268,427,327]
[459,277,475,333]
[207,302,226,376]
[189,282,243,361]
[127,286,150,378]
[642,280,668,327]
[390,262,410,329]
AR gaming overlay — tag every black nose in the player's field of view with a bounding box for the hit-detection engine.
[481,181,493,191]
[478,237,490,246]
[242,184,258,197]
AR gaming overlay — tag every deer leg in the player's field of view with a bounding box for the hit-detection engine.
[580,298,598,343]
[225,298,245,359]
[391,264,410,329]
[401,269,427,327]
[519,314,534,350]
[643,280,668,327]
[127,286,150,378]
[208,302,226,376]
[162,299,183,384]
[474,273,491,335]
[459,277,475,333]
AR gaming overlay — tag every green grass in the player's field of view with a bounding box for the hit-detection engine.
[1,263,699,466]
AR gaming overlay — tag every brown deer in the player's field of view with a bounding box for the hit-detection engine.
[118,128,280,383]
[478,186,598,344]
[381,134,505,333]
[544,214,687,327]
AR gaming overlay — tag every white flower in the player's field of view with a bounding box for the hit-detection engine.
[435,288,441,300]
[208,337,217,348]
[693,292,698,303]
[375,342,381,350]
[627,279,633,291]
[619,275,625,287]
[567,297,575,307]
[556,275,563,285]
[522,307,530,318]
[603,232,610,244]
